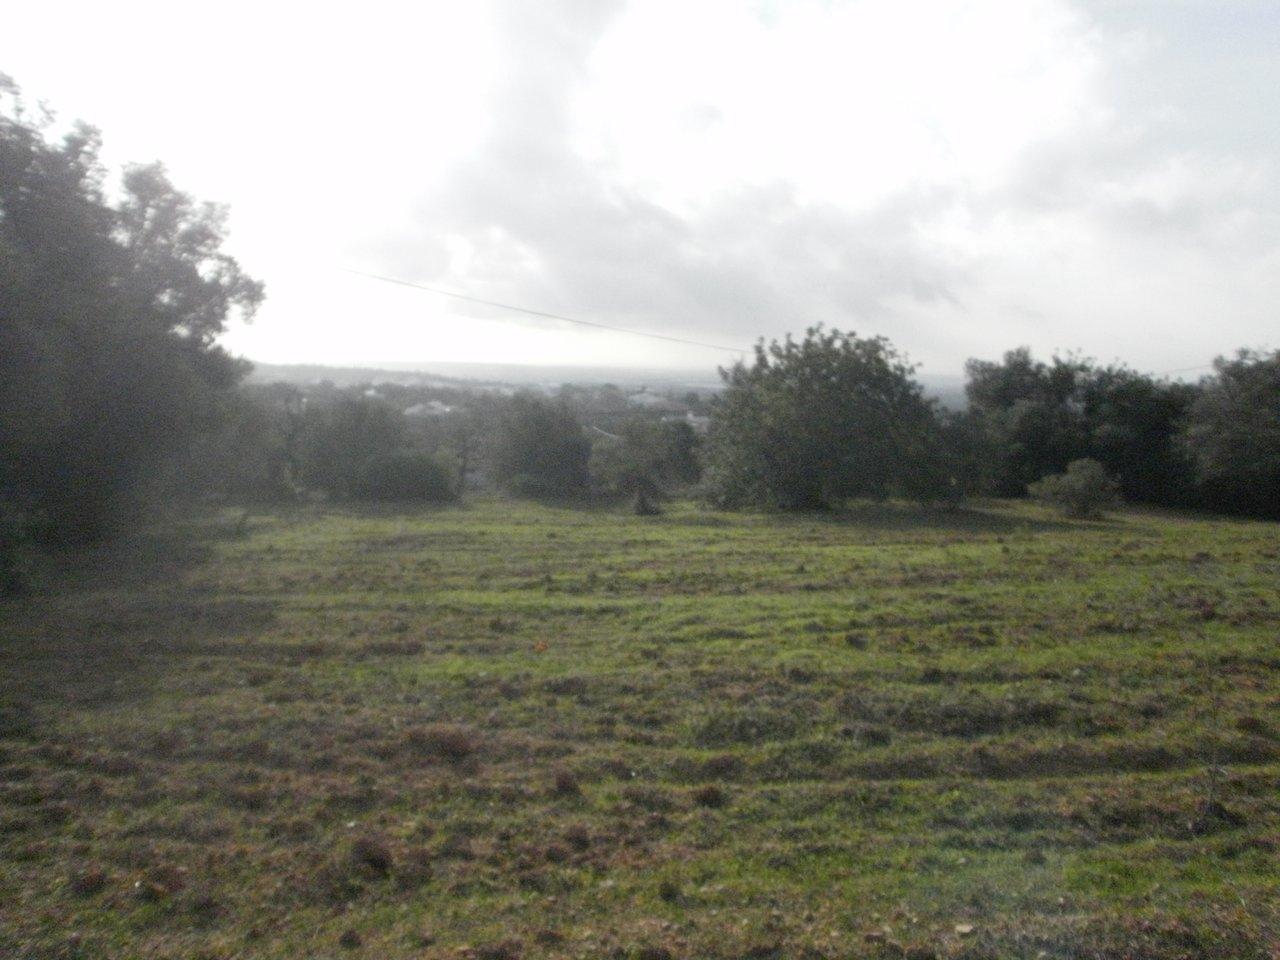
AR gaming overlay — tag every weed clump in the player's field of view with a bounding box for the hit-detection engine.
[693,706,801,746]
[350,834,394,877]
[338,928,363,949]
[564,824,592,851]
[552,768,582,797]
[657,877,682,902]
[68,865,108,896]
[476,939,522,960]
[404,724,480,763]
[691,784,729,808]
[1029,458,1120,519]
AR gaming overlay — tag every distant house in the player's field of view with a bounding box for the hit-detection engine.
[627,389,687,414]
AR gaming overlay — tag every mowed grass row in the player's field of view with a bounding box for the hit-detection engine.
[1,499,1278,959]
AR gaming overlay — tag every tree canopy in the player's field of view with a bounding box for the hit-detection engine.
[1182,350,1280,517]
[0,77,261,541]
[703,327,945,509]
[964,348,1198,506]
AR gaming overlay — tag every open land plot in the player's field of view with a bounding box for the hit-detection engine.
[1,498,1278,959]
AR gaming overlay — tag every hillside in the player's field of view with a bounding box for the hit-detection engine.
[1,500,1277,958]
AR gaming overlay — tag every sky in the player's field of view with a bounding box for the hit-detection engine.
[3,0,1279,377]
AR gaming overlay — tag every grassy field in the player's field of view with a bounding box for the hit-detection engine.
[1,497,1278,959]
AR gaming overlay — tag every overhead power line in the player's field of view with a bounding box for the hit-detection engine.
[341,267,748,356]
[1158,363,1214,377]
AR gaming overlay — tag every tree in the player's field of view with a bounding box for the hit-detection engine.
[0,77,262,542]
[703,327,947,510]
[963,348,1090,495]
[590,417,701,513]
[354,452,456,503]
[1079,366,1198,506]
[964,349,1199,507]
[1182,350,1280,517]
[299,397,405,499]
[487,394,591,497]
[176,384,305,502]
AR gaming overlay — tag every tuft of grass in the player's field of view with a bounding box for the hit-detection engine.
[403,724,481,763]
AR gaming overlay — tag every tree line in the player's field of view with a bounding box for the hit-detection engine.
[172,331,1280,523]
[702,330,1278,517]
[3,78,1278,590]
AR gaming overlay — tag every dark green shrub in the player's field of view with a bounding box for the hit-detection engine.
[354,453,456,503]
[487,394,591,498]
[300,397,405,498]
[1029,458,1120,518]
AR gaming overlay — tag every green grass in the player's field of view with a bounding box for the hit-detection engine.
[1,497,1278,959]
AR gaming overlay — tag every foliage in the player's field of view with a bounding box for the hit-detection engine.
[1182,350,1280,517]
[965,348,1200,507]
[0,77,261,541]
[0,501,36,595]
[354,452,457,503]
[1029,458,1121,518]
[299,397,405,499]
[1079,366,1198,505]
[589,417,701,510]
[176,385,304,502]
[486,394,591,497]
[703,326,948,509]
[964,349,1091,495]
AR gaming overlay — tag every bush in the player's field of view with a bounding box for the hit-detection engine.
[1029,458,1120,518]
[299,397,405,498]
[354,453,456,503]
[487,394,591,497]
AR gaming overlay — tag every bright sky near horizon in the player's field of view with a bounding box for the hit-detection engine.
[3,1,1278,376]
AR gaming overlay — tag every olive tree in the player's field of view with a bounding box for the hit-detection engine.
[703,327,948,510]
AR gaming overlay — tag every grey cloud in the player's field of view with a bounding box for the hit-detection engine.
[369,1,961,348]
[362,0,1280,365]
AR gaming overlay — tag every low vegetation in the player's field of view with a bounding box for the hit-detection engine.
[2,498,1277,958]
[1028,459,1120,519]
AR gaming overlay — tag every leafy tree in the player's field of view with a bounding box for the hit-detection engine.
[177,384,304,502]
[487,394,591,497]
[299,397,405,499]
[965,348,1199,506]
[1079,367,1198,505]
[590,417,701,513]
[933,408,994,502]
[355,452,456,503]
[963,349,1090,495]
[1182,350,1280,517]
[0,77,262,541]
[703,327,947,509]
[1029,458,1120,519]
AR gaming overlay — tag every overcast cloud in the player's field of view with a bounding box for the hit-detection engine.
[3,0,1278,375]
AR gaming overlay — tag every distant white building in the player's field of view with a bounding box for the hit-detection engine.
[627,389,686,413]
